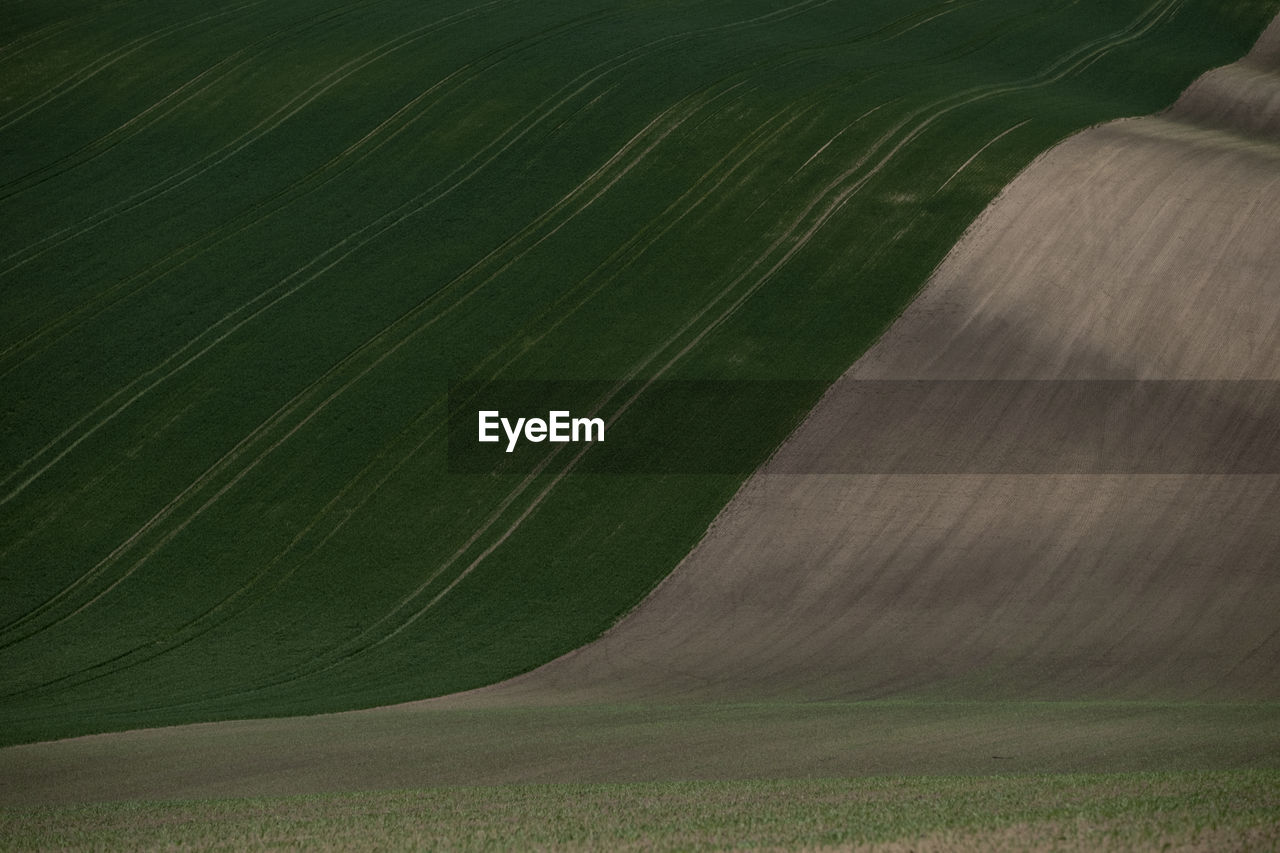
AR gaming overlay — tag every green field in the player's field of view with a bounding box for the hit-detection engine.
[2,0,1278,746]
[5,699,1277,847]
[3,771,1277,851]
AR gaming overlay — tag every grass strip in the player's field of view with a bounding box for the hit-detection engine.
[2,770,1277,851]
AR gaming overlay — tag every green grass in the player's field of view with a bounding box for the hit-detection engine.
[2,0,1278,745]
[2,771,1277,851]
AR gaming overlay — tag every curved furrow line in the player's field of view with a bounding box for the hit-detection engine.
[0,82,723,656]
[0,14,80,63]
[0,0,265,134]
[4,90,800,701]
[936,118,1033,193]
[258,0,1193,682]
[466,95,794,385]
[0,0,379,199]
[0,5,609,377]
[0,51,251,197]
[0,0,851,503]
[0,0,508,279]
[0,0,812,278]
[0,4,576,499]
[723,0,842,30]
[850,0,994,47]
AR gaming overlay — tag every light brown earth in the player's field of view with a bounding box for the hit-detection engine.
[3,14,1280,810]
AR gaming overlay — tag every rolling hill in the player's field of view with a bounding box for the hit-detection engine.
[2,0,1277,752]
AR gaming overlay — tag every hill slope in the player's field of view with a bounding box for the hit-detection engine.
[2,0,1277,746]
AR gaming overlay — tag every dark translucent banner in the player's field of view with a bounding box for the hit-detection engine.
[447,380,1280,475]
